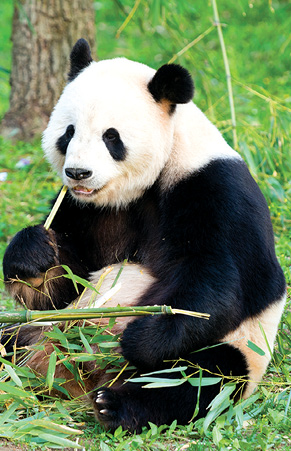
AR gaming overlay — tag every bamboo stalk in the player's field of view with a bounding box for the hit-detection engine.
[43,185,68,230]
[211,0,238,150]
[0,306,210,324]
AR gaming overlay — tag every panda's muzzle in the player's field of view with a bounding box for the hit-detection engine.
[65,167,92,181]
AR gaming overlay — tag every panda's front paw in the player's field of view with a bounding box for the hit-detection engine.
[121,316,164,372]
[3,225,58,285]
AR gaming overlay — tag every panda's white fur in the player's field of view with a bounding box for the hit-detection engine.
[42,58,239,207]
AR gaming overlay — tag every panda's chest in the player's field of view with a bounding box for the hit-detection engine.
[94,211,138,264]
[81,197,161,268]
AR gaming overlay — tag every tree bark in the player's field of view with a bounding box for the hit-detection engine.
[0,0,96,141]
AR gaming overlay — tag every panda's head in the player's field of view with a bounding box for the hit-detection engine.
[42,39,194,208]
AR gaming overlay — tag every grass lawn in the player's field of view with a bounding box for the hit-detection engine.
[0,0,290,449]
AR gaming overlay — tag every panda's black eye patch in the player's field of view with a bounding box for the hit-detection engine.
[56,124,75,155]
[102,128,126,161]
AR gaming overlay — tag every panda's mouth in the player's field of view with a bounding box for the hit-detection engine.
[71,185,96,196]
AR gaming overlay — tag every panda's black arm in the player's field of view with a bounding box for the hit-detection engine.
[3,193,98,310]
[121,255,242,371]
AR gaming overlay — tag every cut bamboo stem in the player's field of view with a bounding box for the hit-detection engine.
[43,185,68,230]
[0,306,210,324]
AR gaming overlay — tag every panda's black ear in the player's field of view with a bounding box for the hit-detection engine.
[68,39,93,82]
[148,64,194,107]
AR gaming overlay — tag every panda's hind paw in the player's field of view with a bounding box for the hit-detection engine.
[92,388,122,431]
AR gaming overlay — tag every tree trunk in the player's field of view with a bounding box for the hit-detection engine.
[0,0,96,141]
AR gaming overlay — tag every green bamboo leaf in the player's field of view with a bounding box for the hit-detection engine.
[188,376,221,387]
[62,265,79,294]
[0,382,36,399]
[79,329,93,354]
[240,142,257,176]
[26,419,82,435]
[62,267,99,293]
[74,355,98,362]
[202,383,237,431]
[247,340,265,356]
[203,397,232,432]
[128,376,177,383]
[52,346,76,378]
[141,366,188,376]
[55,400,72,419]
[4,364,23,387]
[52,382,70,398]
[99,341,120,348]
[127,376,186,388]
[46,350,57,391]
[111,259,127,288]
[27,431,82,448]
[0,401,20,425]
[0,357,36,378]
[212,425,223,447]
[100,441,112,451]
[192,368,203,420]
[143,379,186,388]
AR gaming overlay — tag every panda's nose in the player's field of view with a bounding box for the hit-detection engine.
[65,168,93,180]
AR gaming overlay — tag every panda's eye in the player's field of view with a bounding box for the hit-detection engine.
[103,128,119,142]
[66,124,75,139]
[56,124,75,155]
[102,128,126,161]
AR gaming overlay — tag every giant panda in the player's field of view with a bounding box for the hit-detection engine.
[2,39,286,432]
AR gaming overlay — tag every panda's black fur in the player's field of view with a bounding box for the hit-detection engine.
[2,39,286,432]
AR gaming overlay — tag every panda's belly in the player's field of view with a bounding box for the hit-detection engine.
[222,293,286,398]
[72,262,156,334]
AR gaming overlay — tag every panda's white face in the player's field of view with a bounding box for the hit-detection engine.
[42,59,176,208]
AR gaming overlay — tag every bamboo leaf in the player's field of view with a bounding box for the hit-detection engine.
[143,379,186,388]
[111,259,127,287]
[192,368,203,420]
[46,350,57,391]
[141,366,188,376]
[4,363,23,387]
[62,265,79,294]
[27,431,82,448]
[0,382,36,399]
[127,376,186,388]
[188,377,221,387]
[247,340,265,356]
[79,329,93,354]
[99,341,120,348]
[0,357,36,378]
[203,397,232,432]
[207,384,236,411]
[0,401,20,425]
[25,419,82,435]
[62,272,99,293]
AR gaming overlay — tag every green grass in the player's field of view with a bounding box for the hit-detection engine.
[0,0,290,449]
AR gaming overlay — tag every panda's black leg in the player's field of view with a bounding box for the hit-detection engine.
[93,382,200,433]
[92,344,248,433]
